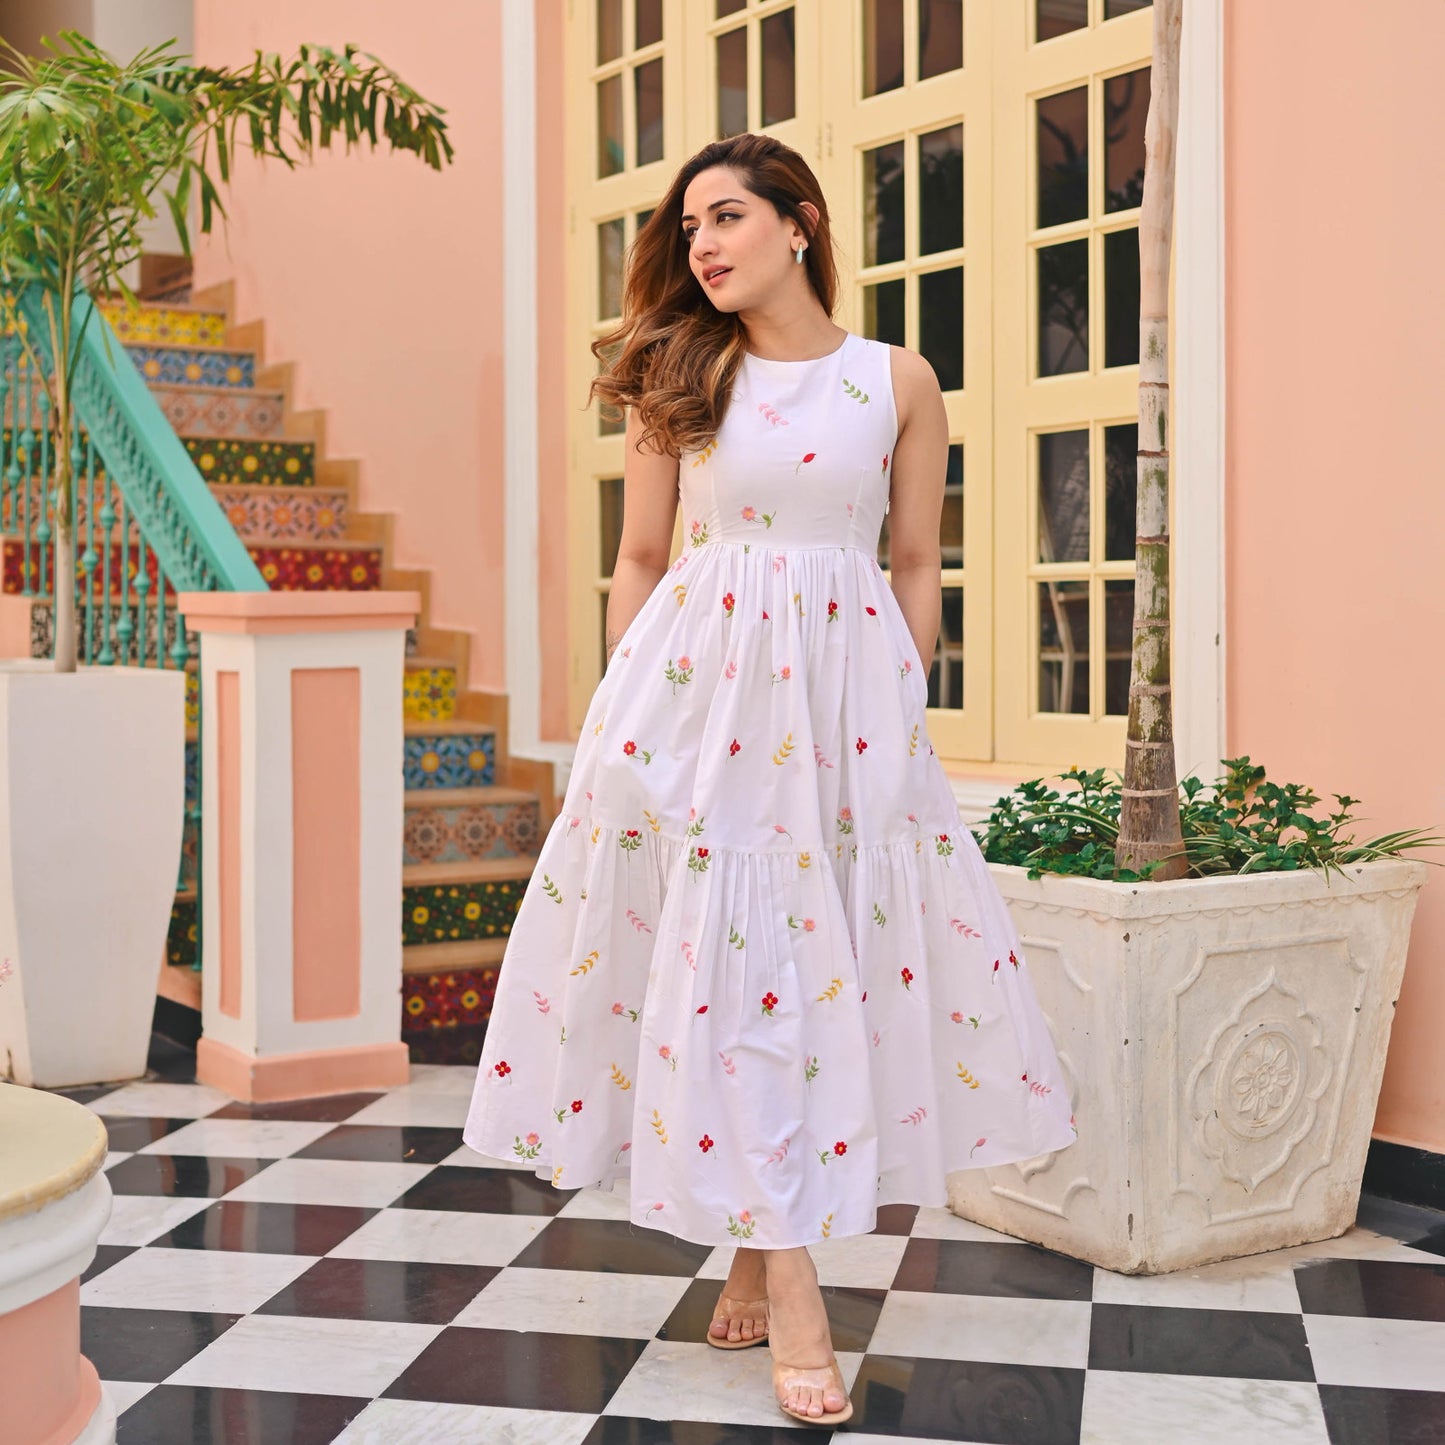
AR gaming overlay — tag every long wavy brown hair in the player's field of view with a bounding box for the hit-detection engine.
[589,133,839,458]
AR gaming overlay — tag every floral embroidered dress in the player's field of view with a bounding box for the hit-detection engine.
[464,331,1076,1247]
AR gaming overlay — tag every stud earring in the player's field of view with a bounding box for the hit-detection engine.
[795,244,805,265]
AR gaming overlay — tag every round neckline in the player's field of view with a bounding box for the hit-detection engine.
[743,332,853,365]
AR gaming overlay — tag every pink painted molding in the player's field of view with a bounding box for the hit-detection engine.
[0,1283,102,1445]
[178,590,421,634]
[197,1035,410,1102]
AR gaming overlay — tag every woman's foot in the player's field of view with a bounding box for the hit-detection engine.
[763,1246,853,1425]
[707,1247,769,1348]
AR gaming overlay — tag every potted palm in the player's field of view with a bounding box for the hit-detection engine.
[946,0,1440,1272]
[0,32,451,1087]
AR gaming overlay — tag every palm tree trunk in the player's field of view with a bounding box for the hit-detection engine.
[41,290,79,674]
[1116,0,1186,879]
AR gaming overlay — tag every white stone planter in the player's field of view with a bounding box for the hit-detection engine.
[947,858,1430,1274]
[0,663,186,1089]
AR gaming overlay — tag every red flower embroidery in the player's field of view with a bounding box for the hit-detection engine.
[622,740,637,756]
[882,453,889,471]
[728,738,741,757]
[723,591,735,613]
[696,1004,709,1014]
[626,829,640,839]
[1010,950,1020,970]
[571,1099,583,1113]
[762,610,770,621]
[699,1134,715,1152]
[833,1141,848,1156]
[900,967,914,989]
[697,847,710,859]
[494,1061,511,1077]
[865,606,876,616]
[761,991,778,1015]
[794,451,816,474]
[856,737,868,754]
[827,600,838,620]
[939,834,949,844]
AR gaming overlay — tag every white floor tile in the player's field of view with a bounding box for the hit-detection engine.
[223,1158,433,1207]
[438,1144,530,1170]
[101,1381,156,1417]
[334,1400,596,1445]
[137,1117,339,1159]
[454,1267,692,1338]
[556,1181,631,1221]
[1270,1227,1443,1268]
[1080,1371,1330,1445]
[344,1092,469,1127]
[694,1232,908,1289]
[80,1245,313,1314]
[602,1339,863,1428]
[327,1207,546,1267]
[868,1290,1091,1368]
[103,1151,132,1171]
[910,1206,1029,1244]
[1303,1313,1445,1391]
[166,1313,441,1397]
[400,1064,479,1096]
[1092,1253,1303,1313]
[98,1195,212,1247]
[85,1082,232,1119]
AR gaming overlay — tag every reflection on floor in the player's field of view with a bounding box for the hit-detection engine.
[45,1031,1445,1444]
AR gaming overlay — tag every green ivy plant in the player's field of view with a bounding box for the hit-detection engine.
[975,756,1445,884]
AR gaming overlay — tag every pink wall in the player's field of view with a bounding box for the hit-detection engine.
[191,0,506,691]
[1226,1,1445,1150]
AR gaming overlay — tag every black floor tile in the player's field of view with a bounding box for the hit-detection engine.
[48,1083,123,1107]
[872,1203,921,1236]
[144,1032,199,1083]
[209,1093,382,1123]
[584,1420,819,1444]
[657,1276,884,1352]
[82,1244,136,1283]
[95,1116,196,1151]
[849,1354,1085,1443]
[406,1026,486,1067]
[1406,1223,1445,1260]
[891,1238,1093,1300]
[103,1153,272,1198]
[293,1123,464,1165]
[1295,1258,1445,1322]
[1087,1301,1315,1381]
[150,1200,377,1255]
[1319,1383,1445,1445]
[393,1164,577,1215]
[509,1216,713,1277]
[254,1256,499,1325]
[116,1384,366,1444]
[384,1325,647,1412]
[80,1307,241,1382]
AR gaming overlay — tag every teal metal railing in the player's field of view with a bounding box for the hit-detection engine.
[0,282,267,959]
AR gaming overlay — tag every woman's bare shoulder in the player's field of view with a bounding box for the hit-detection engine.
[885,344,942,427]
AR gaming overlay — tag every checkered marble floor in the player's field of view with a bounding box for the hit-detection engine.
[45,1037,1445,1444]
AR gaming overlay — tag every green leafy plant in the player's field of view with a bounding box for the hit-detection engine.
[976,756,1445,884]
[0,30,453,670]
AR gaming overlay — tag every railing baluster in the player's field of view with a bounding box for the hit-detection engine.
[135,537,153,668]
[115,493,134,664]
[35,389,51,600]
[96,482,116,664]
[81,430,98,665]
[19,363,35,598]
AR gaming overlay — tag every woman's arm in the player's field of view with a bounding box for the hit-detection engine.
[605,405,682,663]
[885,346,948,673]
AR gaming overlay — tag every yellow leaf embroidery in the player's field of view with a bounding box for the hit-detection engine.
[552,1166,564,1185]
[816,977,843,1002]
[793,591,805,618]
[673,583,687,608]
[908,724,919,757]
[590,825,601,845]
[821,1212,834,1238]
[643,809,661,833]
[798,852,812,870]
[570,950,599,976]
[690,439,717,467]
[610,1063,633,1091]
[652,1109,669,1143]
[771,732,796,765]
[956,1063,980,1090]
[593,718,604,735]
[915,838,923,855]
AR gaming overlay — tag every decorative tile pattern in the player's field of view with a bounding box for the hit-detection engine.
[401,967,501,1033]
[214,487,347,542]
[403,796,540,866]
[99,303,227,347]
[404,730,494,790]
[5,539,166,598]
[249,545,381,592]
[404,667,458,723]
[152,385,286,440]
[50,1057,1445,1445]
[168,897,198,971]
[401,877,526,946]
[126,345,256,389]
[185,437,316,488]
[29,599,194,664]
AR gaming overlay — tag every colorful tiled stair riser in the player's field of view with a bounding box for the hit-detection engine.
[404,798,539,866]
[402,966,501,1031]
[403,880,525,948]
[405,731,494,790]
[184,436,316,487]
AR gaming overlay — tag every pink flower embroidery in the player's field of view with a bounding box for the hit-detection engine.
[738,1209,752,1224]
[525,1132,540,1147]
[659,1045,672,1060]
[970,1137,987,1158]
[676,655,691,670]
[741,506,757,520]
[802,918,816,932]
[611,1002,624,1015]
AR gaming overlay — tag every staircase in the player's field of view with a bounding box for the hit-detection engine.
[3,275,547,1044]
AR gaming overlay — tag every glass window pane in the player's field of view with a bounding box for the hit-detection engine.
[1104,227,1140,368]
[717,0,746,14]
[635,59,663,166]
[716,27,747,138]
[597,75,623,178]
[864,278,906,347]
[863,0,904,97]
[597,0,623,64]
[1105,66,1149,211]
[761,9,796,127]
[919,124,964,254]
[599,476,624,576]
[635,0,663,48]
[597,342,624,435]
[1038,239,1089,376]
[1038,429,1090,565]
[941,443,964,563]
[1038,580,1089,713]
[929,585,964,710]
[1104,423,1138,561]
[1104,578,1134,714]
[918,0,963,80]
[1037,86,1088,228]
[863,140,905,267]
[635,207,655,231]
[1105,0,1151,18]
[1037,0,1087,41]
[918,266,963,392]
[598,218,625,320]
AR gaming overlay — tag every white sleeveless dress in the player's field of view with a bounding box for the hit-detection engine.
[464,332,1077,1247]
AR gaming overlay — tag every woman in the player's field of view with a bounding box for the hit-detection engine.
[465,132,1077,1428]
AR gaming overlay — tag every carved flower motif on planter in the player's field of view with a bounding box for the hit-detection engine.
[1231,1032,1299,1127]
